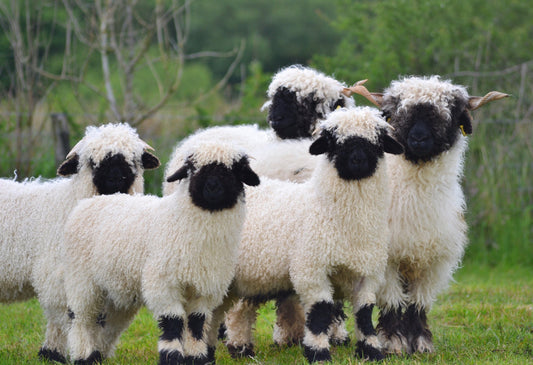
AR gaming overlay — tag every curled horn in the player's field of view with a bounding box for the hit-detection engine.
[342,79,383,108]
[468,91,509,111]
[64,139,84,160]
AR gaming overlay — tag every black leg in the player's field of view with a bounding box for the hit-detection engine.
[303,301,334,363]
[402,304,434,353]
[354,304,384,361]
[158,315,185,365]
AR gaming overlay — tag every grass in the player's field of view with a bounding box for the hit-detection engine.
[0,265,531,364]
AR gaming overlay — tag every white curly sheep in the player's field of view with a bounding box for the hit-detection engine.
[0,123,160,363]
[61,141,260,365]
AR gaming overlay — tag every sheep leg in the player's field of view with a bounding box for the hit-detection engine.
[225,298,258,358]
[98,302,140,358]
[67,290,106,364]
[376,262,409,354]
[352,277,384,362]
[301,300,335,363]
[328,300,350,346]
[272,294,305,347]
[38,310,68,363]
[402,304,433,354]
[205,294,238,362]
[157,314,186,365]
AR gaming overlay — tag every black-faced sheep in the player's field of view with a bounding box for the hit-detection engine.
[354,75,508,354]
[61,142,260,365]
[203,107,404,363]
[0,123,160,363]
[163,65,355,197]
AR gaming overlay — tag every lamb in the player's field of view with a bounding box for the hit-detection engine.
[353,75,508,354]
[0,122,160,363]
[203,107,404,363]
[61,141,260,365]
[163,64,356,197]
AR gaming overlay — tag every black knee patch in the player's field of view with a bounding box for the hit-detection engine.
[306,301,334,335]
[38,347,67,363]
[158,315,184,342]
[217,322,226,340]
[355,340,385,361]
[187,313,206,341]
[303,345,331,363]
[356,304,377,337]
[73,351,103,365]
[159,349,184,365]
[403,304,433,351]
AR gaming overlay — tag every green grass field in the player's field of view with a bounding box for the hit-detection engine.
[0,265,531,365]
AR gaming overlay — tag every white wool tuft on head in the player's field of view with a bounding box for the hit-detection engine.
[184,141,246,168]
[319,107,389,144]
[384,75,469,120]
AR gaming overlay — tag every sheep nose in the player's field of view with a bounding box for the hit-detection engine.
[203,176,225,203]
[349,149,369,172]
[408,122,434,155]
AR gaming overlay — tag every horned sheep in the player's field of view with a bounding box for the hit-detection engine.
[61,141,260,365]
[363,75,508,355]
[0,123,160,363]
[203,107,404,363]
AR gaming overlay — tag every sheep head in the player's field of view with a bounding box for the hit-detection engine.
[356,76,508,164]
[57,123,160,195]
[263,65,355,140]
[310,107,403,181]
[166,143,260,211]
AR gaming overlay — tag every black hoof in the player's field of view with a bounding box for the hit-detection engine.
[226,343,254,358]
[38,347,67,363]
[73,351,103,365]
[159,349,185,365]
[184,354,210,365]
[355,340,384,361]
[303,345,331,363]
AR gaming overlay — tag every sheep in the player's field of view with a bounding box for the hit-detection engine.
[0,122,160,363]
[60,141,260,365]
[352,75,508,354]
[202,107,404,363]
[163,65,356,197]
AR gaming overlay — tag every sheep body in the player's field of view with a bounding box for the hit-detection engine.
[0,123,159,363]
[207,107,404,363]
[62,142,259,364]
[374,75,506,354]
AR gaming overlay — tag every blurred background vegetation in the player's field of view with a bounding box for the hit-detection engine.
[0,0,531,269]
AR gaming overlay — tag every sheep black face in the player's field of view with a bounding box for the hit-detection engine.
[268,87,325,140]
[167,157,260,211]
[91,153,136,195]
[58,150,160,195]
[384,98,471,164]
[310,129,403,181]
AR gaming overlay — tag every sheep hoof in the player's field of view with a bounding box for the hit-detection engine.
[330,336,350,347]
[73,351,103,365]
[355,340,384,361]
[38,347,67,363]
[158,349,185,365]
[411,335,434,354]
[184,354,210,365]
[377,332,405,355]
[226,343,254,358]
[303,345,331,363]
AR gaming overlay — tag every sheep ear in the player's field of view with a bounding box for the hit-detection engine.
[383,134,404,155]
[166,164,190,182]
[309,135,329,155]
[57,154,79,176]
[234,158,260,186]
[142,151,160,170]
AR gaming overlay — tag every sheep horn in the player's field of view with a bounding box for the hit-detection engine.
[140,140,155,152]
[342,80,383,108]
[65,140,84,160]
[468,91,509,111]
